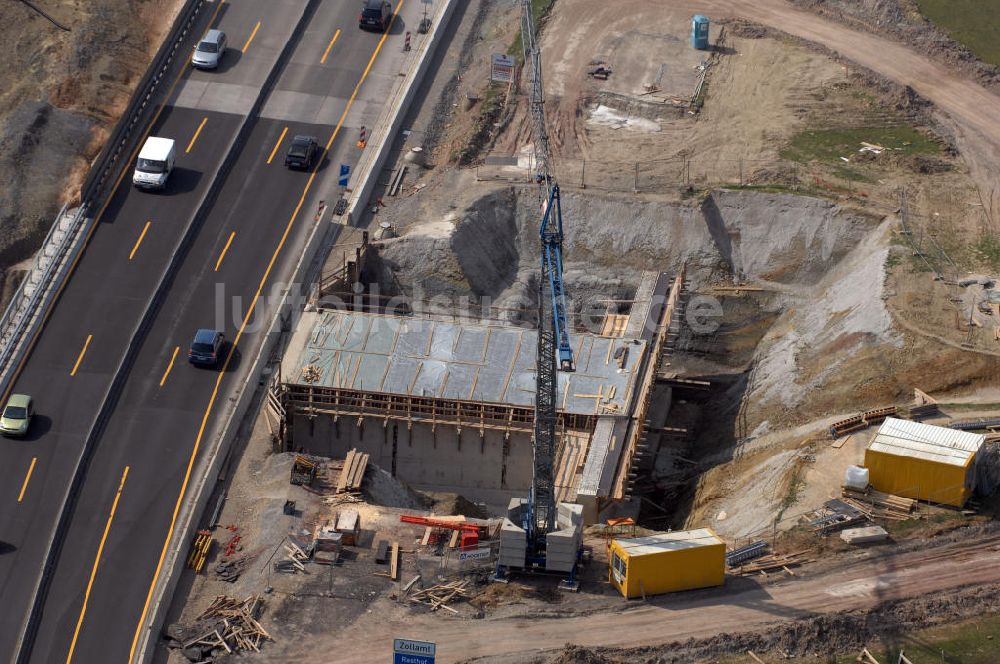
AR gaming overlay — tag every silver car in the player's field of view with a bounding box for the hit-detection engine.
[192,29,227,69]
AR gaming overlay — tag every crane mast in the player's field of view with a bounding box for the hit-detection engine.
[520,0,575,550]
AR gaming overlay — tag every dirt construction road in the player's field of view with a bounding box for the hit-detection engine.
[322,535,1000,662]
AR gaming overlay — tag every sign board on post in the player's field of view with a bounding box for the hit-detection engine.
[338,164,351,187]
[490,53,515,83]
[393,638,436,664]
[458,547,492,562]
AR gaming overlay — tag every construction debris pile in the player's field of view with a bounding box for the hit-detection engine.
[807,499,868,535]
[274,539,312,574]
[164,595,271,661]
[841,487,917,521]
[726,541,812,577]
[407,580,471,614]
[732,550,812,577]
[212,525,256,582]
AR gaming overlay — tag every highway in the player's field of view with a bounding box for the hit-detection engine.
[0,0,409,660]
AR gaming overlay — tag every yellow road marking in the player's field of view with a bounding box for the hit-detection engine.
[215,231,236,272]
[242,21,261,53]
[159,346,180,387]
[70,335,92,377]
[186,117,208,153]
[66,466,129,664]
[0,0,228,407]
[320,28,341,64]
[266,126,288,164]
[129,3,405,657]
[17,457,38,503]
[212,0,225,26]
[129,221,151,261]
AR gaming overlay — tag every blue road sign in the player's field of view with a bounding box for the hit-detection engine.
[338,163,351,187]
[394,654,434,664]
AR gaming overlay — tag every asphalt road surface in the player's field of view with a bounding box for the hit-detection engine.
[0,0,409,660]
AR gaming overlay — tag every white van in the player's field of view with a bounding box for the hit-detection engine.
[133,137,176,190]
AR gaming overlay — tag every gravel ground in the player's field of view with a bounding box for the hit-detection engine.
[0,0,184,303]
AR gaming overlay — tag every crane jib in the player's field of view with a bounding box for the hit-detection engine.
[540,186,574,372]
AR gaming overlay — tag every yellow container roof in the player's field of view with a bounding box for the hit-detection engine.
[614,528,723,557]
[868,418,984,468]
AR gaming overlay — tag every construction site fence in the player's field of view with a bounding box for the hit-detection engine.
[477,155,879,199]
[436,539,501,572]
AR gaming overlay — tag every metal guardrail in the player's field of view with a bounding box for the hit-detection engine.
[11,1,211,661]
[0,204,84,395]
[0,0,205,402]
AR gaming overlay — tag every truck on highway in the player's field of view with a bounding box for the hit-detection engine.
[133,136,176,190]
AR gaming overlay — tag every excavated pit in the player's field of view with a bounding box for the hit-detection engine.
[365,183,895,530]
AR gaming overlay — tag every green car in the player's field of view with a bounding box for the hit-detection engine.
[0,394,33,437]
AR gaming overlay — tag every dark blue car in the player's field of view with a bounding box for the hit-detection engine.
[189,329,225,367]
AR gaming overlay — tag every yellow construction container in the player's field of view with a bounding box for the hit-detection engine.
[864,418,984,508]
[608,528,725,599]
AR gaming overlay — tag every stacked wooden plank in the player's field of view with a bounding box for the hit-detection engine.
[841,487,916,521]
[733,551,812,576]
[830,406,898,437]
[186,530,212,572]
[390,542,399,580]
[184,595,271,656]
[337,449,369,493]
[600,314,629,337]
[862,406,897,426]
[409,580,470,613]
[829,414,866,438]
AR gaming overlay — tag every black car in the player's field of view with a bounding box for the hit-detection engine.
[189,328,225,367]
[285,135,318,169]
[359,0,391,32]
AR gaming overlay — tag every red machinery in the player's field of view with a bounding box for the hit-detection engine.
[400,515,483,549]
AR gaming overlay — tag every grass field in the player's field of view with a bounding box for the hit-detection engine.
[781,126,940,164]
[916,0,1000,67]
[719,613,1000,663]
[508,0,554,60]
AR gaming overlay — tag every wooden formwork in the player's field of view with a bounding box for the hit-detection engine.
[612,267,686,501]
[284,383,596,437]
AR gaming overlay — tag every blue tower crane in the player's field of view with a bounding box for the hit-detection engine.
[495,0,582,585]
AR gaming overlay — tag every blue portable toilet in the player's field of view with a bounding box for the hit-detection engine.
[691,15,710,50]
